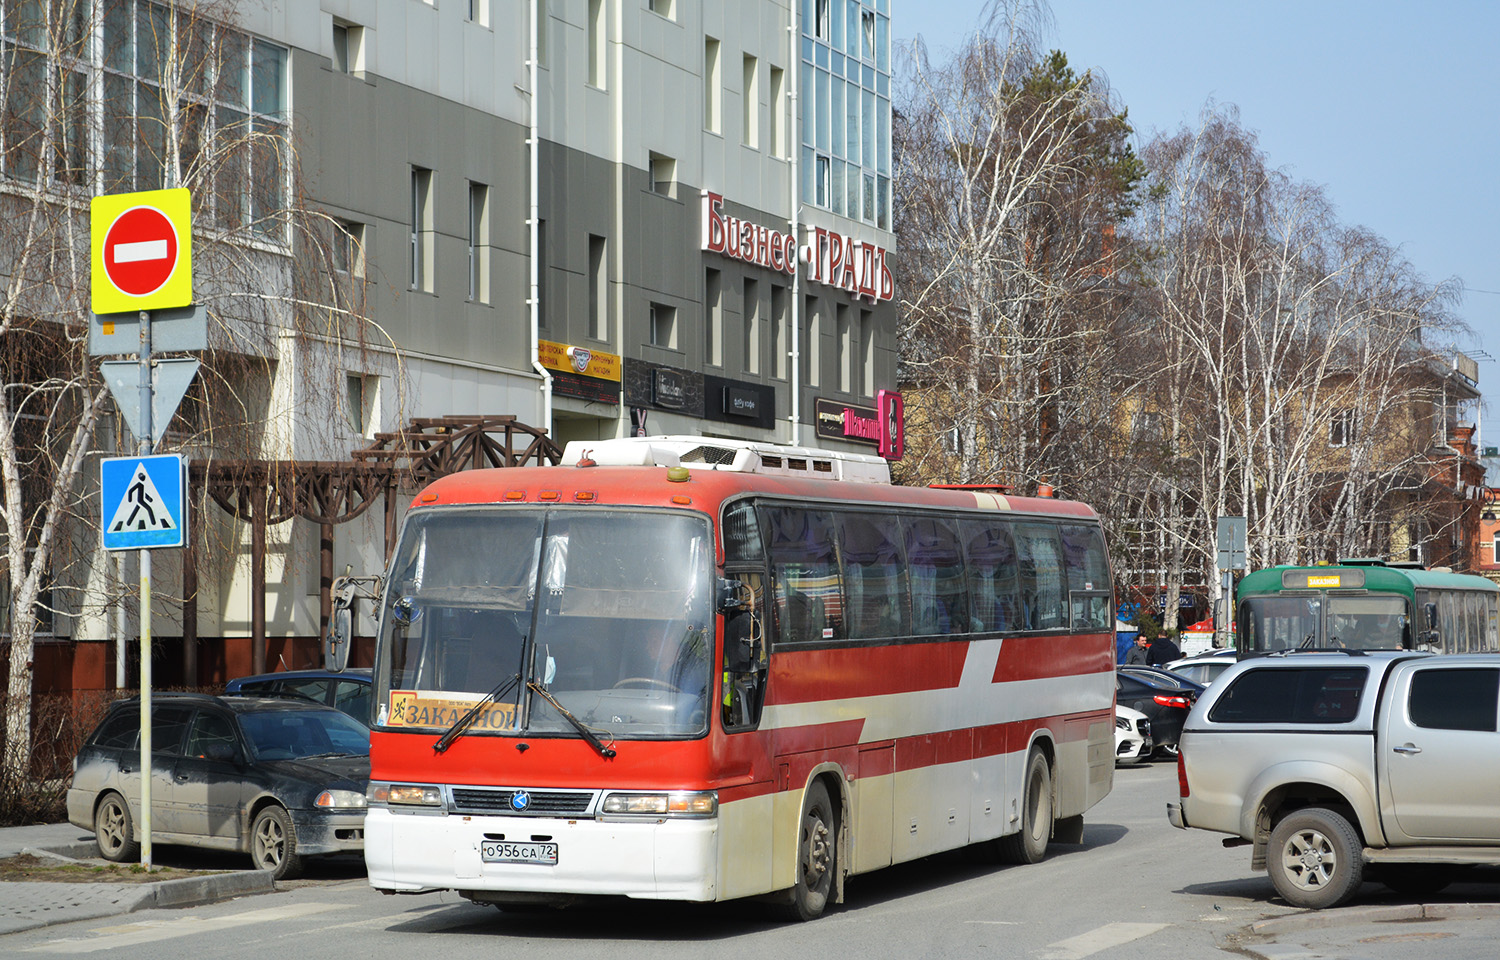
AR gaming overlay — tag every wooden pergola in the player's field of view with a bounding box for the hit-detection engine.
[183,416,562,678]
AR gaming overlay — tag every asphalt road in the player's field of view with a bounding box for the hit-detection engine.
[6,762,1500,959]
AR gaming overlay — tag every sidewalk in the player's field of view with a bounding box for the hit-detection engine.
[0,822,273,936]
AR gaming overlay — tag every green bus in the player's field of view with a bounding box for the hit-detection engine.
[1236,560,1500,656]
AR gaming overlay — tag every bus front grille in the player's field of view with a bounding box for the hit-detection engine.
[450,787,596,817]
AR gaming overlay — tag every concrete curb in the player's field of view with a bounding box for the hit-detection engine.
[146,868,275,909]
[1250,901,1500,934]
[0,844,275,937]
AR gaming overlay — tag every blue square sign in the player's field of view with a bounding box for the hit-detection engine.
[101,454,185,550]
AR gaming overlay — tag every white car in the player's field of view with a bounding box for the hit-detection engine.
[1164,648,1237,687]
[1115,705,1153,764]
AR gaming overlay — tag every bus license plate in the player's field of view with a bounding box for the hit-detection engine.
[480,840,558,865]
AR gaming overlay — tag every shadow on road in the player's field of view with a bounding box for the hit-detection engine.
[379,821,1143,941]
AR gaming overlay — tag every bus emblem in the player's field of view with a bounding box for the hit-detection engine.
[511,791,531,811]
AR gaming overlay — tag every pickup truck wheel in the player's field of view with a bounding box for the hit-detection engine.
[1268,807,1364,909]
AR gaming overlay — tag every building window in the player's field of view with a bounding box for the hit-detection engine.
[1130,411,1166,441]
[770,66,785,157]
[1493,531,1500,564]
[78,4,290,237]
[814,0,830,40]
[345,373,377,436]
[836,304,851,393]
[860,309,874,396]
[410,166,433,291]
[650,152,676,198]
[742,54,758,147]
[704,37,720,133]
[332,21,364,74]
[743,278,760,375]
[535,0,547,65]
[588,0,605,87]
[803,295,820,387]
[331,219,365,277]
[648,0,675,18]
[771,284,787,379]
[815,154,830,207]
[468,182,490,303]
[706,268,723,366]
[1329,409,1356,447]
[536,217,548,329]
[588,234,607,340]
[468,0,491,27]
[650,302,677,349]
[800,3,890,221]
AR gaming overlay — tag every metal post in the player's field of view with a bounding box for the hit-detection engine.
[114,554,127,689]
[136,309,153,870]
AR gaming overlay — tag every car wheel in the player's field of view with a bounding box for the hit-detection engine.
[250,806,303,880]
[94,792,140,863]
[1268,807,1364,909]
[999,749,1052,864]
[772,780,837,921]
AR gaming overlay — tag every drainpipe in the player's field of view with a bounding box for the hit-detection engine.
[787,7,801,445]
[529,0,553,431]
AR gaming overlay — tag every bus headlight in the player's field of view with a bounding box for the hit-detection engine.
[369,782,443,807]
[599,791,717,819]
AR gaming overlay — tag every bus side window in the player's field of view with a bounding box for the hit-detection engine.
[837,511,906,640]
[762,506,843,644]
[904,516,969,637]
[962,519,1020,633]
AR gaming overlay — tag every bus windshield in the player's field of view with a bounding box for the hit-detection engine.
[373,507,714,740]
[1240,594,1408,653]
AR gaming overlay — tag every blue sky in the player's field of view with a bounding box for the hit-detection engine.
[897,1,1500,375]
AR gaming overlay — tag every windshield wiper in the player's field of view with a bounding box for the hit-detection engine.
[433,673,521,754]
[526,680,617,759]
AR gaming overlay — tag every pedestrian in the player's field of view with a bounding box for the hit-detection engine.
[1146,633,1181,666]
[1125,636,1150,665]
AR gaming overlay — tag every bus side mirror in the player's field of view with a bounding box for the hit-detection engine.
[324,572,382,673]
[325,606,353,673]
[717,578,751,614]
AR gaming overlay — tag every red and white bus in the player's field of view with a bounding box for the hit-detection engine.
[338,437,1116,920]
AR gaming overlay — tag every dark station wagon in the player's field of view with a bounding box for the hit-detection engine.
[67,693,370,879]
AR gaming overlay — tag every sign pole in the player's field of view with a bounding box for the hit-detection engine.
[137,309,153,871]
[92,188,194,874]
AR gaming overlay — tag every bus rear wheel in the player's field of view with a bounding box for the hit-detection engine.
[1000,750,1052,864]
[773,781,837,922]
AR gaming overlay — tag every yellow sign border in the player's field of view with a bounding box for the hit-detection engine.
[91,188,193,315]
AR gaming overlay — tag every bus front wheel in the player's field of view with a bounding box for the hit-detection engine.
[773,780,837,922]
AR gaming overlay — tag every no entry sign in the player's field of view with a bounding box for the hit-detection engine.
[91,189,193,315]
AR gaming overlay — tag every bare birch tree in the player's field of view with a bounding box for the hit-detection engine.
[1,0,378,784]
[894,0,1142,504]
[1128,107,1463,618]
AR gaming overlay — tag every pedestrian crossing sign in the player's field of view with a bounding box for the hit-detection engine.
[101,454,185,550]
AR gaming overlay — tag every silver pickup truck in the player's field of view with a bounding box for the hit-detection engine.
[1167,650,1500,908]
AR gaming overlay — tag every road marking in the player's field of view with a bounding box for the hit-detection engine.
[1038,922,1171,959]
[27,903,342,953]
[113,239,168,263]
